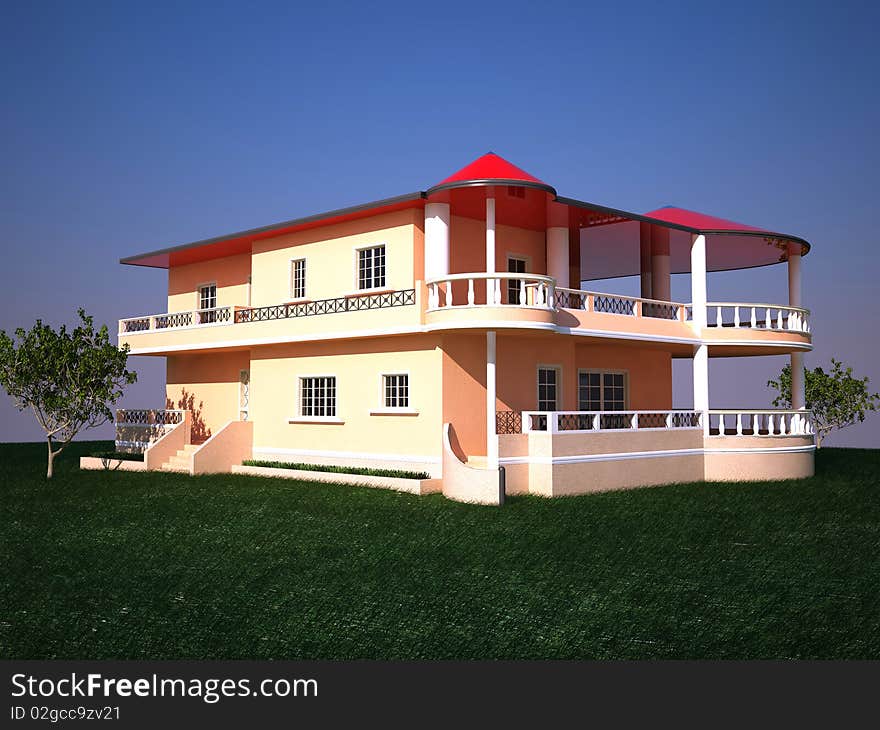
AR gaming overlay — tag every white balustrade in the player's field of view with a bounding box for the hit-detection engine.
[426,272,556,310]
[699,303,811,333]
[706,410,814,437]
[518,409,814,439]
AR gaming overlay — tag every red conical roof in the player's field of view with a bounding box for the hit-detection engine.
[428,152,555,194]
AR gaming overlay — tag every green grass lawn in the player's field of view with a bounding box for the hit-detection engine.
[1,441,878,659]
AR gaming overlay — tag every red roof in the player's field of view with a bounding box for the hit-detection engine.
[643,206,767,234]
[428,152,555,194]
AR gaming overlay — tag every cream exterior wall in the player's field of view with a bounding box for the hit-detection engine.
[168,253,251,313]
[250,209,422,307]
[248,335,444,476]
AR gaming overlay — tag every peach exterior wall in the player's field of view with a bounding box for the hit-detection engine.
[248,335,444,475]
[441,424,501,505]
[143,413,192,470]
[166,351,250,439]
[168,253,251,313]
[449,215,546,275]
[191,420,253,475]
[704,436,814,481]
[439,333,673,459]
[250,209,422,307]
[499,431,814,497]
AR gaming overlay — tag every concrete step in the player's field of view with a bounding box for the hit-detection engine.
[168,455,192,468]
[161,463,190,473]
[182,444,200,453]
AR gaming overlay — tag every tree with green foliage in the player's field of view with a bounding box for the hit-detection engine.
[0,309,137,478]
[768,358,879,448]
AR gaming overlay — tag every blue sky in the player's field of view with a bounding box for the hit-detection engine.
[1,0,878,446]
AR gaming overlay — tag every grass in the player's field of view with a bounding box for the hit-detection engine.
[1,440,878,659]
[241,459,430,480]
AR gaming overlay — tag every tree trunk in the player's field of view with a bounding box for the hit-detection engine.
[46,439,56,479]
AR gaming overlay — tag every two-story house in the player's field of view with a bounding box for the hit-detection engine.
[115,153,814,504]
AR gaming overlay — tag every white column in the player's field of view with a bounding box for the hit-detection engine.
[424,202,450,281]
[486,196,498,305]
[788,244,805,411]
[651,227,671,301]
[486,196,496,274]
[693,344,709,435]
[486,330,498,469]
[546,226,570,289]
[639,223,653,299]
[788,244,802,308]
[690,234,707,329]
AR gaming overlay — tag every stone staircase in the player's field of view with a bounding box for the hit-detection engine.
[160,443,200,473]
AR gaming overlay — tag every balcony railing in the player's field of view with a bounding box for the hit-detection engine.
[696,302,811,333]
[556,288,688,320]
[519,410,704,434]
[497,409,814,437]
[119,289,417,334]
[426,273,556,310]
[706,410,814,436]
[114,409,187,452]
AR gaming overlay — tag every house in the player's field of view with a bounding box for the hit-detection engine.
[115,153,814,504]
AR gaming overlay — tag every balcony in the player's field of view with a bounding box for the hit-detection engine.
[424,272,811,352]
[118,289,420,354]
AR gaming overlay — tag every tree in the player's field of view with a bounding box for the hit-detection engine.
[768,358,879,448]
[0,309,137,478]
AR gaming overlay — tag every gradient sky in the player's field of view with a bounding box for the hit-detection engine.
[1,0,878,446]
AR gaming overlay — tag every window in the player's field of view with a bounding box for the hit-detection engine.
[199,283,217,323]
[383,374,409,409]
[299,376,336,418]
[537,367,559,411]
[578,371,627,411]
[507,256,527,304]
[290,258,306,299]
[358,245,386,290]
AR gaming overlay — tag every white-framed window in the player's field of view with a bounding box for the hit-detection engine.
[357,245,386,290]
[578,370,627,411]
[289,258,306,300]
[299,376,336,418]
[382,373,409,409]
[198,283,217,323]
[537,366,560,411]
[507,256,527,304]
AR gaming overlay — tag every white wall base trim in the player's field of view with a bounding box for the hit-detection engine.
[252,446,442,477]
[254,446,441,463]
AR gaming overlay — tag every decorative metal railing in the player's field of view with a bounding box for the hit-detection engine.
[694,303,811,333]
[426,273,556,310]
[114,409,187,453]
[495,410,523,434]
[555,288,687,321]
[119,290,416,334]
[520,410,703,433]
[237,289,415,323]
[706,410,814,436]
